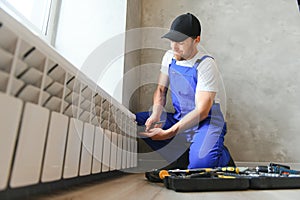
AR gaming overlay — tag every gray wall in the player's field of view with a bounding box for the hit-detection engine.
[123,0,142,113]
[124,0,300,163]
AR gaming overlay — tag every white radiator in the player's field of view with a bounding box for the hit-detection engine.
[0,8,137,192]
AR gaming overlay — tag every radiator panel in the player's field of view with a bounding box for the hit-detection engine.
[0,7,137,195]
[0,94,23,190]
[63,118,83,179]
[92,126,104,174]
[79,123,95,176]
[10,103,49,188]
[41,112,69,183]
[102,130,111,172]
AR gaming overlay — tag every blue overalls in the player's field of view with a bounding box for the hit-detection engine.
[136,55,231,169]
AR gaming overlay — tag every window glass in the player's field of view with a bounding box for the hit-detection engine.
[4,0,52,34]
[55,0,127,102]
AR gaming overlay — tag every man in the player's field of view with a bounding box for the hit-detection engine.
[136,13,234,171]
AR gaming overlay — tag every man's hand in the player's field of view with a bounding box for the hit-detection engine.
[139,128,175,140]
[145,117,162,132]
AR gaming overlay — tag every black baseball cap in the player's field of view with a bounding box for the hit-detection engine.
[162,13,201,42]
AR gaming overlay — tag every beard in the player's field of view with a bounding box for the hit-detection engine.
[174,54,186,61]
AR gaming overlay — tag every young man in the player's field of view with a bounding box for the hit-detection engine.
[136,13,234,170]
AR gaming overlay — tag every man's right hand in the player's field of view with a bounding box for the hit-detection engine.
[145,116,162,132]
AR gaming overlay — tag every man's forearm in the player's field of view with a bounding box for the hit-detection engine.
[151,87,167,118]
[168,91,215,136]
[168,108,209,135]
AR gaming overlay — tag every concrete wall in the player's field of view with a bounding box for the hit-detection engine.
[123,0,142,112]
[133,0,300,163]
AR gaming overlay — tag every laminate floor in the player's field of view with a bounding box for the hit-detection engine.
[33,173,300,200]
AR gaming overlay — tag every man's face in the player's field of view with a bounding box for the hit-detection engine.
[170,37,199,61]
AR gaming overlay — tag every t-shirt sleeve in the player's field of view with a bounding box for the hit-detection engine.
[196,58,219,92]
[160,50,173,76]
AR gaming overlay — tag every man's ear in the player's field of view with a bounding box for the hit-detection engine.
[195,36,201,43]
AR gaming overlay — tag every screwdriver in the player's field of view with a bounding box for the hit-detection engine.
[143,121,165,132]
[167,167,239,174]
[142,120,165,127]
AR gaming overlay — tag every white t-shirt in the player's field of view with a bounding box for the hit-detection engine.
[160,49,221,104]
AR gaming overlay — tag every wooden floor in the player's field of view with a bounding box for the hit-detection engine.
[34,173,300,200]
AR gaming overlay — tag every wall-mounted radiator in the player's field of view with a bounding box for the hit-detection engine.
[0,8,137,197]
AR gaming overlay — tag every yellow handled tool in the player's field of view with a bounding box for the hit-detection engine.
[158,167,239,180]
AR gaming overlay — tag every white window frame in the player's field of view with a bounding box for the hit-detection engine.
[0,0,61,46]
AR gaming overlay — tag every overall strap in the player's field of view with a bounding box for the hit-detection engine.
[193,55,214,68]
[170,58,176,65]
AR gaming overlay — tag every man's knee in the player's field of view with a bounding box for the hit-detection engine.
[188,152,219,168]
[135,111,150,125]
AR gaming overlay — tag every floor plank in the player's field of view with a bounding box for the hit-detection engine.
[34,173,300,200]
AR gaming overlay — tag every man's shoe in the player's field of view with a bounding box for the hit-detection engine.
[224,146,236,167]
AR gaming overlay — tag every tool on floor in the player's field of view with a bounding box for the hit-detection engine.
[157,167,240,180]
[255,163,300,175]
